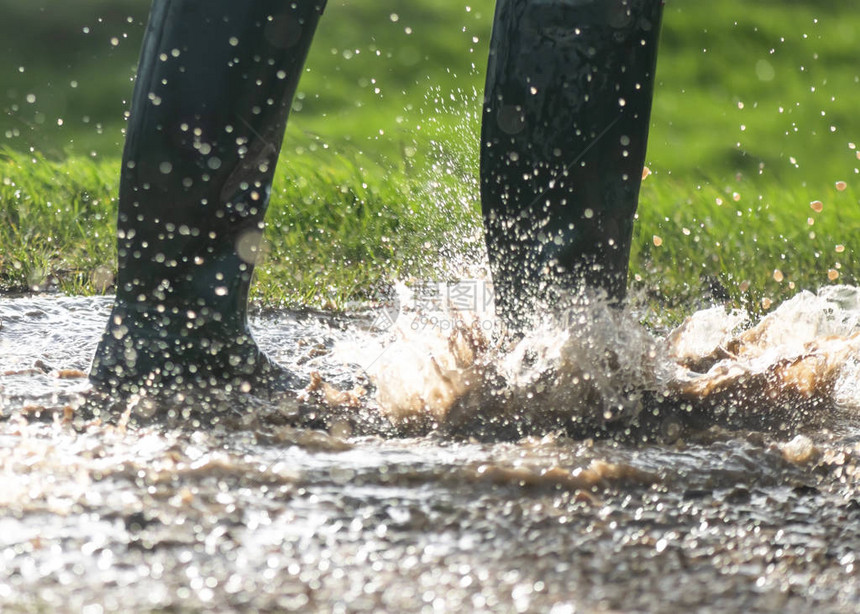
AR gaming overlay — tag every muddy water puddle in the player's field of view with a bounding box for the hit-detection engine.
[1,295,859,612]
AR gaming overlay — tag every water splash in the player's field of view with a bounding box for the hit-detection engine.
[666,286,860,428]
[3,288,860,438]
[349,285,860,439]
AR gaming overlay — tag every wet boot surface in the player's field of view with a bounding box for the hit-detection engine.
[481,0,664,331]
[91,0,327,395]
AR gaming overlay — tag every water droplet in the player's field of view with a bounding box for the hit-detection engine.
[755,59,775,82]
[236,230,264,265]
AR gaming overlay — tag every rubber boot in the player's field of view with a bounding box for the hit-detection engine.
[90,0,326,395]
[481,0,664,332]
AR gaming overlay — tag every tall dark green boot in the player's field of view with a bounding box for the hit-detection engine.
[481,0,664,331]
[90,0,326,395]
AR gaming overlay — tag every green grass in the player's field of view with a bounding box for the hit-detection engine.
[0,0,858,320]
[0,143,482,307]
[632,172,860,322]
[0,149,117,294]
[3,143,858,322]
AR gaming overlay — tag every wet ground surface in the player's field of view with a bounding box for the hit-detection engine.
[1,295,859,612]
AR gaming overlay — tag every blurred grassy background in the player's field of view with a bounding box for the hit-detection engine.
[1,0,857,183]
[0,0,858,317]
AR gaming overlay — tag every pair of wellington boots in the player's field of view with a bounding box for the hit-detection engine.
[89,0,664,396]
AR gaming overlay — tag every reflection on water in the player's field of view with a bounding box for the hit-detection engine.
[0,293,859,612]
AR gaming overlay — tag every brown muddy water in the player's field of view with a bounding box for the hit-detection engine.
[1,292,859,613]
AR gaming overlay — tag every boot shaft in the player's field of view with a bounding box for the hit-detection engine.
[117,0,326,321]
[482,0,664,329]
